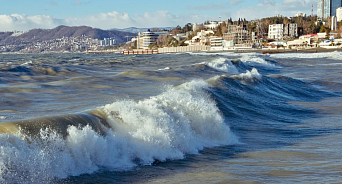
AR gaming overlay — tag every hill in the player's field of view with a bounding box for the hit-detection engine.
[112,27,174,33]
[0,26,137,46]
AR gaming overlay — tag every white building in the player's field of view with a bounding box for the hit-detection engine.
[209,36,223,49]
[187,30,214,46]
[337,7,342,22]
[331,16,338,31]
[295,13,306,17]
[268,24,284,40]
[193,23,201,32]
[100,38,116,46]
[268,23,298,40]
[137,32,157,49]
[204,21,223,30]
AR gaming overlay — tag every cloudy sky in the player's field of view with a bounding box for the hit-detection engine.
[0,0,317,31]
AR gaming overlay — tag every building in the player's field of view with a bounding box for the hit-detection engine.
[283,24,298,39]
[331,16,338,30]
[337,7,342,21]
[317,0,324,19]
[268,24,298,40]
[100,38,116,46]
[318,0,342,19]
[137,31,157,49]
[331,0,342,17]
[173,32,189,42]
[268,24,284,40]
[209,36,223,48]
[193,23,201,32]
[295,13,306,17]
[223,25,250,45]
[203,21,221,30]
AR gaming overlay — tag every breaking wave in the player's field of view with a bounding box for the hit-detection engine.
[0,80,237,183]
[204,58,239,74]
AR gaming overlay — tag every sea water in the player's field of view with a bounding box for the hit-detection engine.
[0,52,341,183]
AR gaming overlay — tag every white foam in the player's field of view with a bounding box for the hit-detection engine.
[0,80,237,183]
[204,58,239,74]
[268,51,342,60]
[0,116,5,120]
[158,67,171,71]
[239,54,276,67]
[235,68,262,81]
[21,61,33,66]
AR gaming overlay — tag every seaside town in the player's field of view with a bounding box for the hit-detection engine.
[1,0,342,54]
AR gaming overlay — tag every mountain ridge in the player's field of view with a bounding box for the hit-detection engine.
[0,25,137,46]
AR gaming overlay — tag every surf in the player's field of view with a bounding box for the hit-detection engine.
[0,79,237,183]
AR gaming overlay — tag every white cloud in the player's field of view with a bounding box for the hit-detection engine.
[188,0,245,11]
[233,0,316,20]
[0,14,63,31]
[0,11,215,31]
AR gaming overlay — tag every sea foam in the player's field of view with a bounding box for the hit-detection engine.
[267,51,342,60]
[204,58,239,74]
[0,80,237,183]
[234,68,262,82]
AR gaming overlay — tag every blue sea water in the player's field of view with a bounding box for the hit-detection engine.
[0,52,342,183]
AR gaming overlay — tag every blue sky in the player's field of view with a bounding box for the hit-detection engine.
[0,0,316,31]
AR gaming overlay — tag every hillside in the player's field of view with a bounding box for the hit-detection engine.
[0,26,137,46]
[112,27,174,33]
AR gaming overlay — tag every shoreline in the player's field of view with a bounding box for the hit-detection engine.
[1,47,342,55]
[204,47,342,54]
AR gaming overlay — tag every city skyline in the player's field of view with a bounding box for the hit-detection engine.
[1,0,317,32]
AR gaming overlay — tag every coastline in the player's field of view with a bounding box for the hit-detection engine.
[1,47,342,55]
[204,47,342,54]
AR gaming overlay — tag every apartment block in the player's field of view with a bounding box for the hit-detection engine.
[337,7,342,21]
[137,32,157,49]
[268,24,298,40]
[223,25,250,45]
[317,0,342,19]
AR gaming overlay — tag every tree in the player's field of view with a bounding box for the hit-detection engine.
[325,28,331,40]
[182,23,192,33]
[319,25,326,33]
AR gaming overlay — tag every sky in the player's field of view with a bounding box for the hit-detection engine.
[0,0,317,31]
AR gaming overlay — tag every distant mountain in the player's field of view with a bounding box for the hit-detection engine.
[111,27,174,33]
[0,25,137,46]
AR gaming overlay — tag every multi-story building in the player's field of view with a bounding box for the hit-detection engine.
[209,36,223,48]
[317,0,324,19]
[268,24,298,40]
[137,31,157,49]
[268,24,284,40]
[318,0,342,19]
[324,0,332,18]
[223,25,250,45]
[331,16,338,30]
[100,38,116,46]
[337,7,342,21]
[331,0,342,17]
[283,24,298,39]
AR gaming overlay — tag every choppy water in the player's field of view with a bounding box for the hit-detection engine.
[0,52,342,183]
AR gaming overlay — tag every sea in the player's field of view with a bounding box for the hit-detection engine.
[0,51,342,183]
